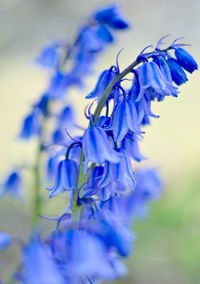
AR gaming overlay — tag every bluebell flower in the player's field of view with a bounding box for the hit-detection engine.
[137,61,178,101]
[20,109,41,139]
[108,98,142,142]
[51,129,66,145]
[121,132,145,162]
[94,5,129,30]
[34,94,49,117]
[1,171,23,199]
[46,149,65,183]
[98,149,135,192]
[0,233,12,251]
[47,159,78,198]
[82,124,120,173]
[175,48,198,73]
[105,168,162,222]
[23,240,65,284]
[87,210,134,257]
[58,105,74,127]
[48,71,69,99]
[86,66,118,101]
[35,44,60,69]
[166,58,188,85]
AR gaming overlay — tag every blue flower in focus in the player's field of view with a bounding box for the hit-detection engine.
[47,159,78,198]
[108,98,142,142]
[1,171,23,199]
[166,58,188,85]
[94,5,129,30]
[82,124,120,173]
[175,48,198,73]
[0,233,12,251]
[136,61,178,101]
[35,44,60,69]
[20,109,41,139]
[86,66,118,101]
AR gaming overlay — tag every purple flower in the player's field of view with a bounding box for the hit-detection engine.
[175,48,198,73]
[47,159,78,198]
[82,125,120,173]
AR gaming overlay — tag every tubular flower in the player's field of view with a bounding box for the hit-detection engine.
[1,171,23,199]
[166,58,188,85]
[20,109,41,139]
[175,48,198,73]
[137,61,178,101]
[121,132,145,162]
[98,149,135,191]
[86,66,118,101]
[108,98,142,142]
[82,125,120,173]
[47,159,78,198]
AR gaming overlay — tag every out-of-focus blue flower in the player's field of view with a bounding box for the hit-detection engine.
[0,233,12,251]
[23,240,65,284]
[58,105,74,127]
[175,48,198,73]
[108,99,142,142]
[94,5,129,30]
[86,210,134,257]
[121,132,145,162]
[47,71,69,100]
[102,168,162,223]
[20,109,41,139]
[34,94,49,117]
[1,171,23,199]
[82,124,120,173]
[86,66,118,100]
[47,159,78,198]
[35,44,60,69]
[166,58,188,85]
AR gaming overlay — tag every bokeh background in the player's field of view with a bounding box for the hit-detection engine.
[0,0,200,283]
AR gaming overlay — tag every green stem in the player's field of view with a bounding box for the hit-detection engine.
[32,135,43,226]
[72,59,140,213]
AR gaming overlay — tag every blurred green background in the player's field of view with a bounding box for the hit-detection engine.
[0,0,200,283]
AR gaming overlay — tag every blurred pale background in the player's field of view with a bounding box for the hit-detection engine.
[0,0,200,283]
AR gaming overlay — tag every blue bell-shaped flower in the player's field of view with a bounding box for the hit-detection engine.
[175,48,198,73]
[47,159,78,198]
[82,124,120,173]
[108,98,142,142]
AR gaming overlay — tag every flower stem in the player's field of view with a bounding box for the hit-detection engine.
[72,58,140,213]
[32,135,43,226]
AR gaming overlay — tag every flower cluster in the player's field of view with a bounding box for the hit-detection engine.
[0,5,198,284]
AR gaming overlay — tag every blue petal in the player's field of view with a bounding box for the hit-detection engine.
[166,58,188,85]
[175,48,198,73]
